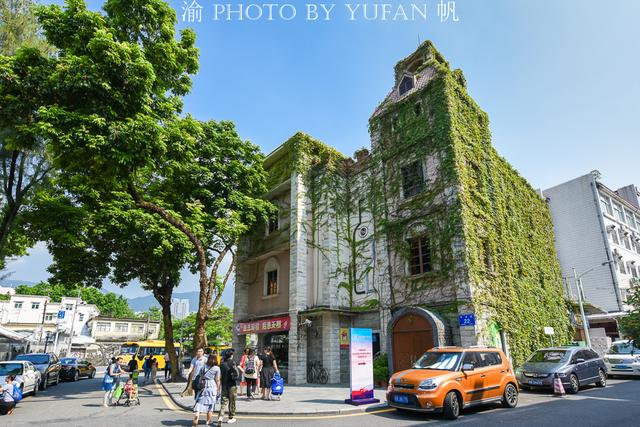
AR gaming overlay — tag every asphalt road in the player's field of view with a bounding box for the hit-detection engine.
[6,374,640,427]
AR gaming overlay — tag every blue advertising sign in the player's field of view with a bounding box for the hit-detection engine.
[459,313,475,327]
[57,310,65,319]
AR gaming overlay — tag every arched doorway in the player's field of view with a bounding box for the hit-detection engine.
[392,313,434,372]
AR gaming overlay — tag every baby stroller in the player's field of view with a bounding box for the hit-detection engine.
[115,381,141,407]
[270,372,284,400]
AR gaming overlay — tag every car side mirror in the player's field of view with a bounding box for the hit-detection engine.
[576,358,585,364]
[462,363,475,371]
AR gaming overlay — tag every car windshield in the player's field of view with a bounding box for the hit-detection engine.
[527,350,570,363]
[60,358,77,364]
[120,345,138,355]
[0,363,23,375]
[413,352,461,371]
[16,354,49,365]
[608,342,640,355]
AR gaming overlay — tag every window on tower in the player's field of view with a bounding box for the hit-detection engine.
[399,75,414,96]
[401,161,425,198]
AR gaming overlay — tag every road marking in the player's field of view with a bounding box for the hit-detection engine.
[156,384,396,420]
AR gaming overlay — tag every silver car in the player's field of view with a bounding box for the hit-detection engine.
[0,360,42,397]
[515,347,607,394]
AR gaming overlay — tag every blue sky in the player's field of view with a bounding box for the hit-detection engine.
[6,0,640,307]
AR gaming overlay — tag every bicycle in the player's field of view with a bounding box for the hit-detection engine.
[307,360,329,384]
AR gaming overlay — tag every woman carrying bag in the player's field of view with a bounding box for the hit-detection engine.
[102,357,123,407]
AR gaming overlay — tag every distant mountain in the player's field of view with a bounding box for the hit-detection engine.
[128,291,200,313]
[0,279,37,287]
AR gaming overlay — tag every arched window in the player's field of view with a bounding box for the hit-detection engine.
[263,257,279,296]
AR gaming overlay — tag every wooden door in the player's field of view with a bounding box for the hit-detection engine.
[392,314,434,372]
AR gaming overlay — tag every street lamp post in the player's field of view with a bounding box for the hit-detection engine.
[572,260,615,347]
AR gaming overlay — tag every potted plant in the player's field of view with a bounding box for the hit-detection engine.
[373,353,389,388]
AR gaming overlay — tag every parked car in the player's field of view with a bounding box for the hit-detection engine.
[0,360,41,397]
[387,346,518,420]
[15,353,61,390]
[59,357,97,381]
[604,340,640,377]
[515,346,607,393]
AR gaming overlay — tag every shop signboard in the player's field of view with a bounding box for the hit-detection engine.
[345,328,379,405]
[236,315,290,334]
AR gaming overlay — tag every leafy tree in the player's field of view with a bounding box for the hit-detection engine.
[13,281,134,317]
[171,305,232,352]
[620,285,640,347]
[137,306,162,322]
[31,0,272,351]
[0,1,53,268]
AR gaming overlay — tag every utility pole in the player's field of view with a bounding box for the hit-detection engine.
[572,260,614,348]
[66,286,83,356]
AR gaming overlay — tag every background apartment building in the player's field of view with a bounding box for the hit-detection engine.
[543,171,640,340]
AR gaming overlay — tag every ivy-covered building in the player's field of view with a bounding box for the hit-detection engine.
[233,41,571,384]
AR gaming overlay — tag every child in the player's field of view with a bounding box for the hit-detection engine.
[124,379,135,400]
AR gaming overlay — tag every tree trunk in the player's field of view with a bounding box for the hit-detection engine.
[193,287,209,350]
[160,295,183,382]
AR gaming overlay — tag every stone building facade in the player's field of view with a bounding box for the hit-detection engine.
[233,42,571,384]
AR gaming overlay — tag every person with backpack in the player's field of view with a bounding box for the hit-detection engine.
[217,349,243,426]
[192,354,221,427]
[0,375,17,415]
[243,349,259,399]
[143,354,153,385]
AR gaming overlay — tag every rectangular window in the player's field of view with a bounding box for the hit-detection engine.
[96,322,111,332]
[267,214,279,235]
[611,230,620,245]
[31,302,40,310]
[401,161,425,198]
[115,323,129,332]
[132,324,145,333]
[618,258,627,274]
[78,313,84,322]
[408,236,432,275]
[624,233,632,250]
[614,203,625,223]
[630,264,638,279]
[44,313,54,322]
[266,270,278,296]
[14,301,23,309]
[600,196,613,216]
[65,304,74,310]
[626,210,636,229]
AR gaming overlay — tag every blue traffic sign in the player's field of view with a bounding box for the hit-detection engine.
[459,313,475,327]
[57,310,65,319]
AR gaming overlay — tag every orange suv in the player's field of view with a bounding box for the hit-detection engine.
[387,346,518,419]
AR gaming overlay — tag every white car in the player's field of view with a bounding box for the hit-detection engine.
[0,360,42,397]
[604,340,640,377]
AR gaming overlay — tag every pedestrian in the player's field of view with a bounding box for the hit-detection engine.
[243,349,260,399]
[164,351,171,380]
[192,354,221,426]
[217,349,243,426]
[143,354,153,385]
[127,356,139,384]
[150,356,158,383]
[0,375,17,415]
[258,347,279,400]
[102,357,123,407]
[238,348,249,395]
[182,347,208,398]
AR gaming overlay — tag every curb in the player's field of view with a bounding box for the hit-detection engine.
[158,381,389,416]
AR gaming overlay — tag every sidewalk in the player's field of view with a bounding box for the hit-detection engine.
[159,379,388,415]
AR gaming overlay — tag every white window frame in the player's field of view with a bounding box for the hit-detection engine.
[115,323,129,332]
[14,301,23,309]
[96,322,111,332]
[31,302,40,310]
[600,195,613,216]
[65,304,74,311]
[44,313,54,322]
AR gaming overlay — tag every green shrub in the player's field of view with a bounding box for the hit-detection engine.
[373,353,389,383]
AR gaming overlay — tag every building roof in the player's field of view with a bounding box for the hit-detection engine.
[0,325,27,341]
[91,316,160,323]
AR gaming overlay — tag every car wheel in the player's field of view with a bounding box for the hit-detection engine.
[40,376,48,391]
[502,383,518,408]
[73,370,79,382]
[443,391,461,420]
[567,374,580,394]
[54,373,60,385]
[596,369,607,387]
[90,369,96,379]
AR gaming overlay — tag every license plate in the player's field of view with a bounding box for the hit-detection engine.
[394,394,409,404]
[614,364,630,369]
[528,380,543,385]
